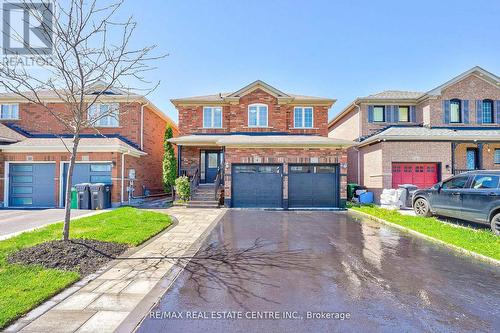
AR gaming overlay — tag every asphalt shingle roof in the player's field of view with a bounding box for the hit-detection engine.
[365,90,425,100]
[360,126,500,146]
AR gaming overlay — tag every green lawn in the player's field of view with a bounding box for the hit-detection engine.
[350,204,500,261]
[0,207,172,329]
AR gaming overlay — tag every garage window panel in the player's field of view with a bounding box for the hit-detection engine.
[12,186,33,194]
[12,175,33,183]
[12,164,33,172]
[90,175,112,183]
[315,165,336,173]
[11,197,32,205]
[290,165,311,173]
[234,165,258,173]
[258,165,280,173]
[90,164,112,172]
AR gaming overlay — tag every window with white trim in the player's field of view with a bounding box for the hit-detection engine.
[88,103,119,127]
[203,106,222,128]
[294,107,313,128]
[248,104,268,127]
[0,104,19,119]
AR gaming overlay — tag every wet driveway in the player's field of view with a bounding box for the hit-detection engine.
[137,210,500,333]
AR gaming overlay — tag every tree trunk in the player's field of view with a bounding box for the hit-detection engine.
[62,135,80,241]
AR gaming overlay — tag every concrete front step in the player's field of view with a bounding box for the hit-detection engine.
[187,204,219,208]
[189,200,218,205]
[194,195,215,198]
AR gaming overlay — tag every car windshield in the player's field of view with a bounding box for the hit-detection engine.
[470,175,500,189]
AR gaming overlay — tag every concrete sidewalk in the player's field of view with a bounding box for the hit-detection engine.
[7,207,226,333]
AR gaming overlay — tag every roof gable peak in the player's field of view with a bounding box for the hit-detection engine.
[228,80,290,98]
[426,66,500,96]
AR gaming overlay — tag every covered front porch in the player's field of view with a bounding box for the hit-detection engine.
[452,141,500,175]
[179,146,224,184]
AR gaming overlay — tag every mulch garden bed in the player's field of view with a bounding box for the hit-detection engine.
[8,239,129,276]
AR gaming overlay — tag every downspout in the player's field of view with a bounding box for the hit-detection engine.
[140,101,149,150]
[121,150,131,204]
[354,102,361,184]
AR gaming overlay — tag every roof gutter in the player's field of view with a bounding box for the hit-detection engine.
[140,101,149,150]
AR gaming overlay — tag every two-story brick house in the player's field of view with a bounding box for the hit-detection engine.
[329,66,500,200]
[0,84,178,207]
[170,80,353,209]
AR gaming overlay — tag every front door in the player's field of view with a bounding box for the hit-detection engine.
[205,151,220,183]
[466,148,479,170]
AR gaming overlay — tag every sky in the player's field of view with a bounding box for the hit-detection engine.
[119,0,500,122]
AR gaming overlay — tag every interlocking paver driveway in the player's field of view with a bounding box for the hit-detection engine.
[9,207,225,333]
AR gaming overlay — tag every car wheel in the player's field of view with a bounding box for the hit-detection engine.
[414,198,431,217]
[490,213,500,236]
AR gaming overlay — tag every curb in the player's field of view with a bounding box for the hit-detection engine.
[115,208,228,333]
[348,209,500,267]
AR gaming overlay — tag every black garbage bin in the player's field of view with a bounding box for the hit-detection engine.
[90,183,112,210]
[398,184,419,208]
[74,183,91,209]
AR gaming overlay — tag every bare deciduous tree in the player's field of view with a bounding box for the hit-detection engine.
[0,0,164,240]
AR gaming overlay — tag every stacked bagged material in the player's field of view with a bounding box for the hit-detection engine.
[380,188,405,209]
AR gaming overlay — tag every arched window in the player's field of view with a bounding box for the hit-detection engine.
[450,99,461,123]
[482,99,494,124]
[248,103,268,127]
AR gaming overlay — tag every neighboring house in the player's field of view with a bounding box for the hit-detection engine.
[170,80,353,209]
[0,84,178,208]
[329,66,500,200]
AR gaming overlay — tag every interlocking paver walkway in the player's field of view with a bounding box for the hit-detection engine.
[8,207,225,333]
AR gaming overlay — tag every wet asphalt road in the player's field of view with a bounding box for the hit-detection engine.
[137,210,500,333]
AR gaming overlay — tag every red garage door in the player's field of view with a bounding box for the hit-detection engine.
[392,163,439,189]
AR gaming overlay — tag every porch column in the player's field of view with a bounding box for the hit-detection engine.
[177,145,182,176]
[451,142,457,174]
[477,142,483,169]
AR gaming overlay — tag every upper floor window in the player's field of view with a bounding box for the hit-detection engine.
[88,103,119,127]
[0,104,19,119]
[398,106,409,122]
[294,107,313,128]
[203,106,222,128]
[482,99,494,124]
[495,149,500,164]
[450,99,461,123]
[373,106,385,122]
[248,103,268,127]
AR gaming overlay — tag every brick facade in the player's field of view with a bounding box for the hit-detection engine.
[329,68,500,201]
[427,75,500,127]
[224,147,348,206]
[0,100,176,207]
[177,89,329,136]
[174,83,349,209]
